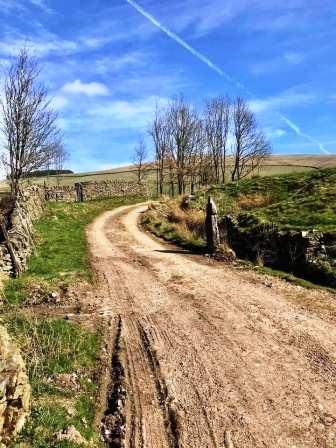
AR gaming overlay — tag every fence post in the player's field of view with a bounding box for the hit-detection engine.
[75,182,84,202]
[206,196,220,253]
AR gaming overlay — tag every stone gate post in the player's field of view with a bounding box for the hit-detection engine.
[206,196,220,253]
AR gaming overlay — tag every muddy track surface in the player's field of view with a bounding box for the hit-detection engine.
[87,204,336,448]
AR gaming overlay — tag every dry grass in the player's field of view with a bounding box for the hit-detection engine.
[237,193,275,210]
[143,199,206,251]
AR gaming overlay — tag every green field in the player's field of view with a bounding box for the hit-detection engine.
[1,155,336,196]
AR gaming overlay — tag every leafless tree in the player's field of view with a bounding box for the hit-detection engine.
[204,96,231,183]
[187,119,205,194]
[231,97,271,182]
[0,49,62,197]
[149,106,171,195]
[167,97,201,195]
[53,139,69,185]
[132,137,148,183]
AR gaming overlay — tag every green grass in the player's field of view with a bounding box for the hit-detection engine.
[3,314,102,447]
[200,168,336,231]
[4,196,143,306]
[142,213,206,253]
[2,195,144,446]
[1,154,334,196]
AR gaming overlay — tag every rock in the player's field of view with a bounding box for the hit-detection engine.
[53,373,79,391]
[48,291,60,304]
[0,326,30,446]
[55,425,88,445]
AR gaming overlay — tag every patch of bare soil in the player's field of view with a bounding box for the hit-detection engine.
[80,204,336,448]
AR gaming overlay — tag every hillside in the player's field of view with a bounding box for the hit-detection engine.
[205,167,336,231]
[1,154,335,196]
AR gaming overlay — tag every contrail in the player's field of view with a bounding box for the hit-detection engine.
[279,114,330,155]
[125,0,330,155]
[125,0,250,94]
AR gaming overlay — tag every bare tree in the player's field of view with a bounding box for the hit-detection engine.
[187,119,204,194]
[0,49,62,198]
[132,137,148,183]
[205,96,231,184]
[231,97,271,182]
[149,106,171,195]
[167,97,201,195]
[53,139,69,185]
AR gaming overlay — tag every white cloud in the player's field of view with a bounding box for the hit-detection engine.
[61,80,110,97]
[249,90,316,114]
[93,52,148,74]
[266,128,287,139]
[50,95,69,110]
[0,35,79,57]
[87,96,168,130]
[29,0,54,14]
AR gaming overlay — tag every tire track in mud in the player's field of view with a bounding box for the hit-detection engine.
[137,321,180,448]
[103,316,127,447]
[102,315,179,448]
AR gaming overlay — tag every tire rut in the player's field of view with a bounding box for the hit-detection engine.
[137,321,180,448]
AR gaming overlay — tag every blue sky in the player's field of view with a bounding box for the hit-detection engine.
[0,0,335,172]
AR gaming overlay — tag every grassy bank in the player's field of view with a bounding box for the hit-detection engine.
[4,315,101,448]
[202,167,336,231]
[144,169,336,290]
[142,200,206,253]
[4,196,142,306]
[2,196,144,447]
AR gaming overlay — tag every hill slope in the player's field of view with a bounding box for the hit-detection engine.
[205,167,336,231]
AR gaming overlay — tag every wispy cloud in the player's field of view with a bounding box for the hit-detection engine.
[0,29,79,57]
[250,52,305,75]
[125,0,329,154]
[88,95,168,130]
[125,0,247,91]
[249,90,316,113]
[266,128,287,139]
[62,80,110,97]
[29,0,54,14]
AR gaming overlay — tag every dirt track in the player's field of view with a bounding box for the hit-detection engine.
[87,203,336,448]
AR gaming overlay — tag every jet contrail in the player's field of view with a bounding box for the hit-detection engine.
[125,0,251,94]
[279,114,330,155]
[125,0,331,155]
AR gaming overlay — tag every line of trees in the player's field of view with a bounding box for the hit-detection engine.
[149,96,272,195]
[0,49,67,198]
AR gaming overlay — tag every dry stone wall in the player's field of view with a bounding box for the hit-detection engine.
[0,187,45,276]
[221,215,336,288]
[44,180,149,202]
[0,326,30,447]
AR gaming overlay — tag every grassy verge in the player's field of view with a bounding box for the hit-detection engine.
[1,196,144,447]
[4,314,101,447]
[4,196,142,306]
[142,200,206,253]
[144,197,335,293]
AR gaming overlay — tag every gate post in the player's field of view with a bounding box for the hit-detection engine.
[75,183,84,202]
[206,196,220,253]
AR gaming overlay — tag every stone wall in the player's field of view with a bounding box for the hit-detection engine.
[44,185,77,202]
[44,180,149,202]
[0,187,45,276]
[0,326,30,447]
[221,215,336,288]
